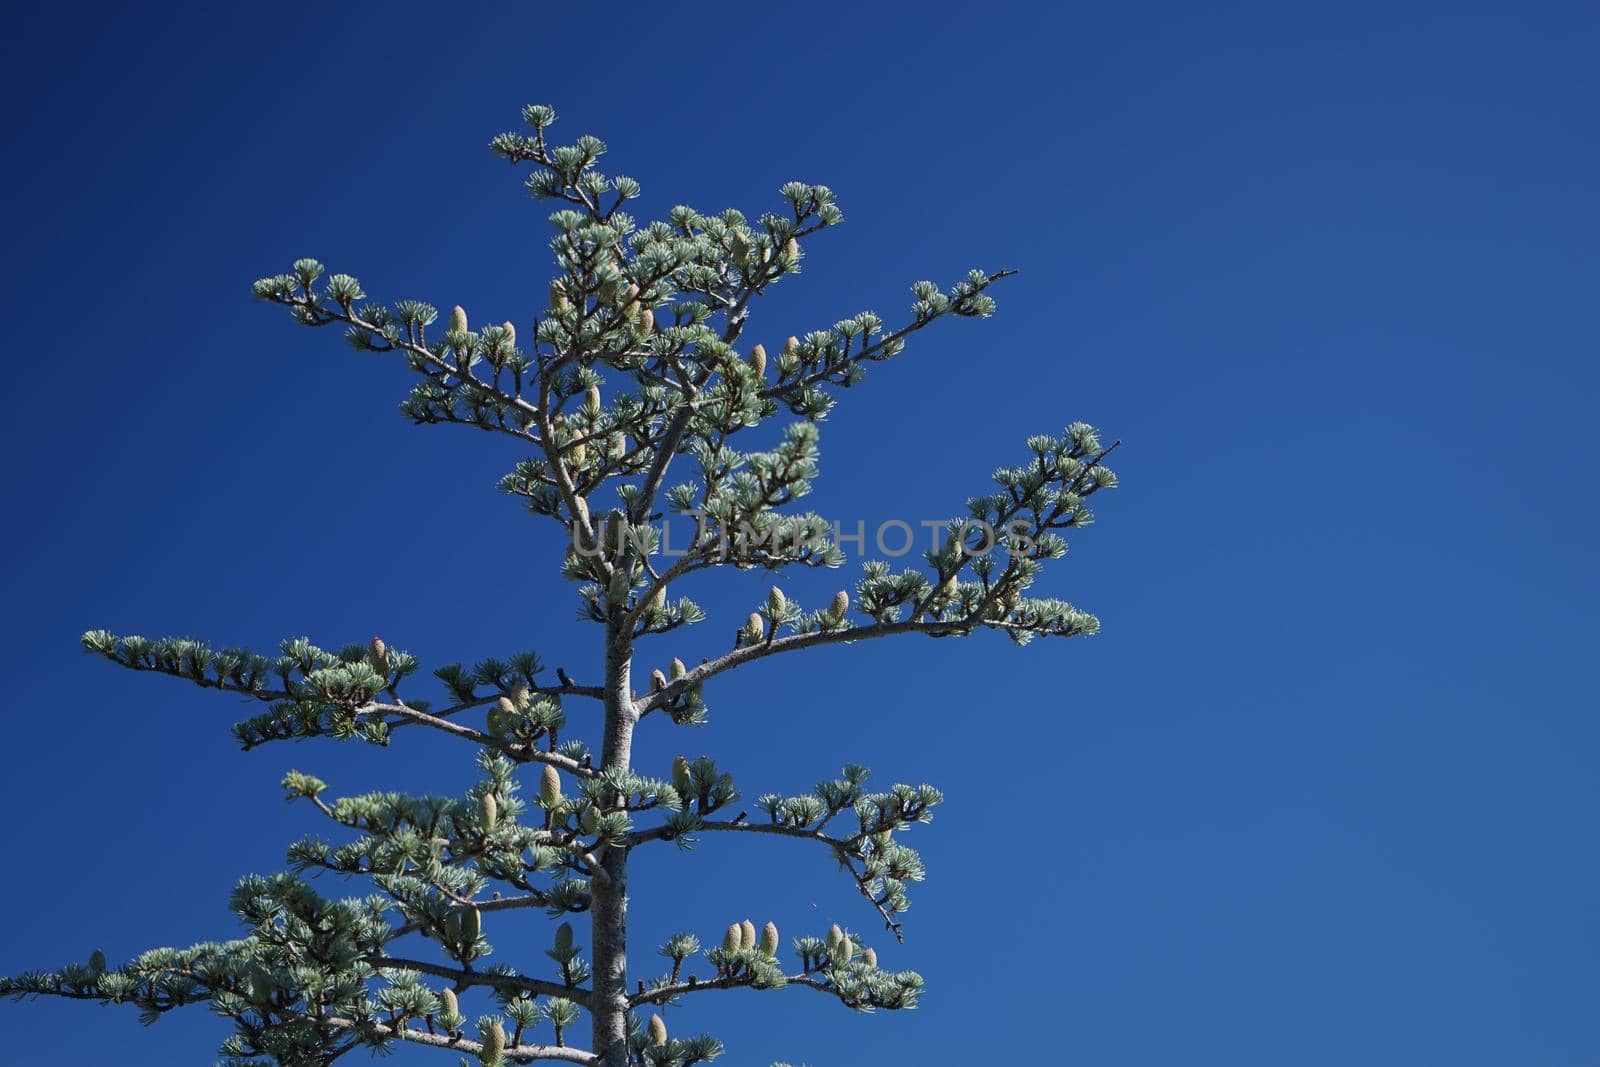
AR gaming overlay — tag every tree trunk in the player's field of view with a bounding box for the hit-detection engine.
[591,631,635,1067]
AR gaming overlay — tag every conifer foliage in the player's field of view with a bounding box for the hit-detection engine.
[2,105,1119,1066]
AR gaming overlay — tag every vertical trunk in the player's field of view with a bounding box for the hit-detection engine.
[591,631,636,1067]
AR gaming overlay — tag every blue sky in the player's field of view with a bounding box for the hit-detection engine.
[2,2,1597,1064]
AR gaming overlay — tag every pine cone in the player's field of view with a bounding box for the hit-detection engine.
[540,765,562,808]
[748,343,766,378]
[767,586,786,615]
[648,1013,668,1046]
[830,590,849,619]
[368,636,388,672]
[862,947,877,968]
[826,924,844,950]
[490,696,518,738]
[555,921,574,954]
[723,923,742,953]
[585,385,601,411]
[670,657,687,679]
[480,792,498,831]
[730,231,751,262]
[740,919,757,951]
[673,755,693,795]
[650,668,667,692]
[638,307,654,334]
[760,921,779,957]
[783,335,800,355]
[450,305,469,334]
[501,321,516,347]
[746,613,765,641]
[480,1020,505,1065]
[439,987,460,1022]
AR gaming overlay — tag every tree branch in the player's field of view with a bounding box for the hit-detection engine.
[322,1014,596,1065]
[366,955,585,1004]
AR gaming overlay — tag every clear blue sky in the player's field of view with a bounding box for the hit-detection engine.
[3,2,1596,1064]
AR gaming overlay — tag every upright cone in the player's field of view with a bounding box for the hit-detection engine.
[480,1020,505,1065]
[748,343,767,377]
[648,1013,668,1046]
[760,921,780,957]
[479,792,498,831]
[740,919,757,951]
[368,636,388,672]
[830,590,849,619]
[540,765,562,808]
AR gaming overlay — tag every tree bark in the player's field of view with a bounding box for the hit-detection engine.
[591,629,635,1067]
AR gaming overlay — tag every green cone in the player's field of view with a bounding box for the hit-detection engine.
[480,1019,505,1065]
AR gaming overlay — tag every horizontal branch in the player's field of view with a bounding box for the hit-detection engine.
[638,617,966,716]
[630,971,834,1008]
[322,1014,595,1065]
[386,893,553,940]
[367,955,585,1004]
[374,700,595,777]
[629,818,904,940]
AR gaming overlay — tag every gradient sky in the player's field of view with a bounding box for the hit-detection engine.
[3,3,1597,1065]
